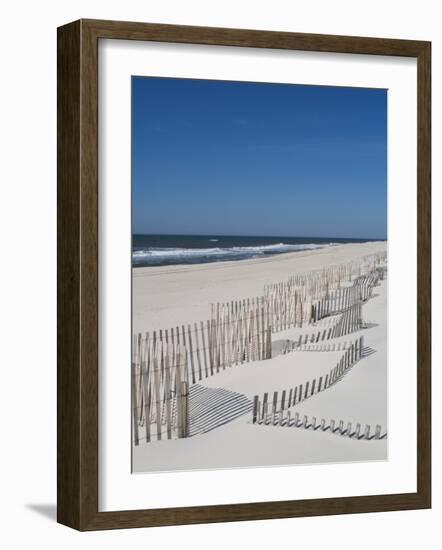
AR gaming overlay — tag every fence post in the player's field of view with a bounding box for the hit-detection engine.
[164,351,172,439]
[193,323,203,381]
[267,327,272,359]
[182,380,189,438]
[304,381,310,400]
[153,355,162,441]
[131,360,139,446]
[175,354,184,438]
[141,350,151,444]
[252,395,259,424]
[200,321,209,378]
[287,388,293,407]
[262,392,269,423]
[272,391,278,419]
[186,325,196,384]
[207,319,214,375]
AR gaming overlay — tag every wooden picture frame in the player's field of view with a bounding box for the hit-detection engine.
[57,19,431,531]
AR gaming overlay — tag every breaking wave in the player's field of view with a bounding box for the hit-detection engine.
[132,242,337,266]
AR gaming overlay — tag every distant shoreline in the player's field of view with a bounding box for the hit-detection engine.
[132,240,387,270]
[132,234,386,269]
[132,241,387,332]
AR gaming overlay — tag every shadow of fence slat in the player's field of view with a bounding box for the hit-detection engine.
[253,410,387,441]
[252,336,365,426]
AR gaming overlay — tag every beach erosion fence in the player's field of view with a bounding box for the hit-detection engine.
[132,251,387,444]
[209,297,273,370]
[264,252,386,331]
[253,410,387,442]
[281,302,363,354]
[132,307,272,444]
[252,336,365,425]
[264,263,354,330]
[310,273,377,323]
[132,336,190,445]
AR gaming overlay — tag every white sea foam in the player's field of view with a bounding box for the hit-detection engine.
[132,242,337,263]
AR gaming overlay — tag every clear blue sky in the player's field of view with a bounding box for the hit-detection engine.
[132,77,387,239]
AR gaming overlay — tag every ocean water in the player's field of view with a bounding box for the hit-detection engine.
[132,234,379,268]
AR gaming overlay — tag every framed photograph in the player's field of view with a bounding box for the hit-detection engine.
[57,19,431,530]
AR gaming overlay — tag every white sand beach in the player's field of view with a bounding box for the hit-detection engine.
[132,241,388,473]
[133,241,386,332]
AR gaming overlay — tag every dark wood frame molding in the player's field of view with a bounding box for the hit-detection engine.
[57,19,431,531]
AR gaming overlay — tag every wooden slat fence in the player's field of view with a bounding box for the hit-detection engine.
[264,252,386,331]
[283,302,363,353]
[132,337,189,444]
[132,251,386,445]
[287,251,385,298]
[253,410,387,441]
[210,297,272,370]
[285,339,354,353]
[252,336,364,425]
[264,284,304,331]
[137,310,272,390]
[311,270,380,322]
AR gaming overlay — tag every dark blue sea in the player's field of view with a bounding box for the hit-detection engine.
[132,234,381,268]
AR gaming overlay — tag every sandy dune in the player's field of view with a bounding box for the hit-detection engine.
[132,241,387,473]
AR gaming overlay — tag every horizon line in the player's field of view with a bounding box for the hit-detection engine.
[132,232,387,241]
